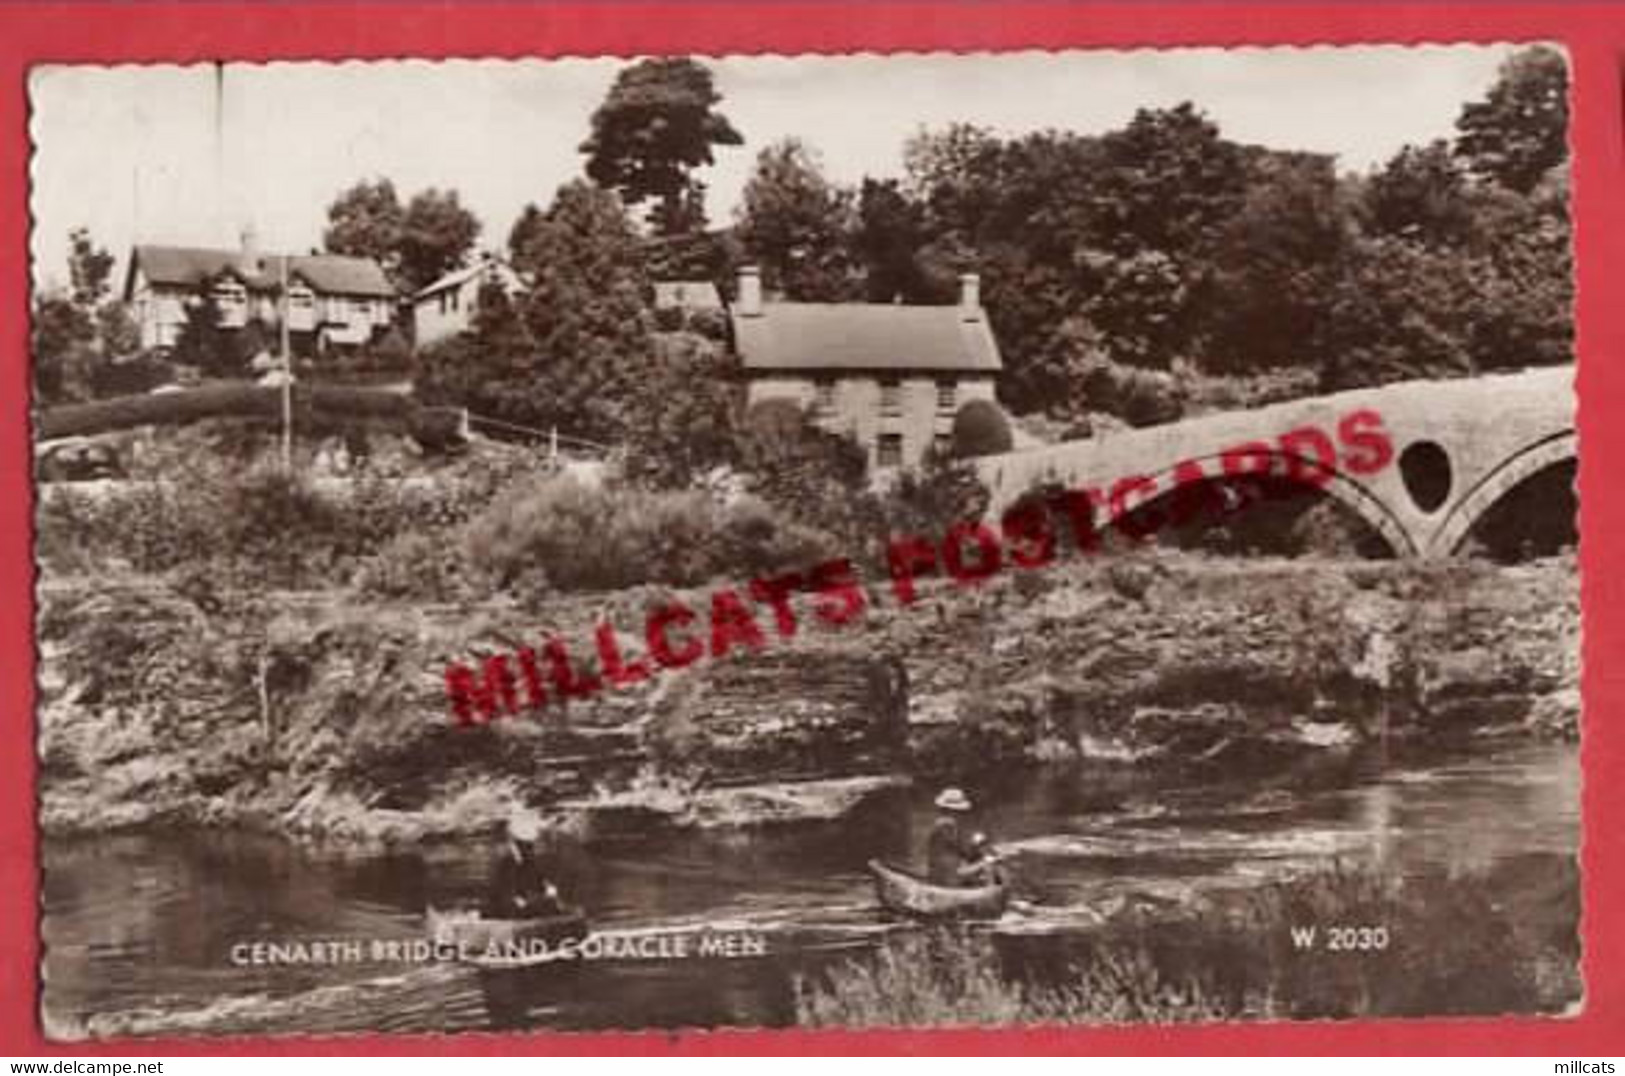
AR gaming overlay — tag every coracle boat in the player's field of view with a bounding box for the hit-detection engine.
[868,859,1008,919]
[426,905,590,955]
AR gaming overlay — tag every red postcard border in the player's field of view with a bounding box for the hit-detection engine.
[2,1,1621,1056]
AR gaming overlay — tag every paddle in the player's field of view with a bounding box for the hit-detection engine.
[970,836,1043,910]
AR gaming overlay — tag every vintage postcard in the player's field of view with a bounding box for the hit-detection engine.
[30,44,1579,1038]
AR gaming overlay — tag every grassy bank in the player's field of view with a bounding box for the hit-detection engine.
[794,859,1582,1027]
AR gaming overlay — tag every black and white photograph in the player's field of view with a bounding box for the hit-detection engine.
[30,44,1580,1038]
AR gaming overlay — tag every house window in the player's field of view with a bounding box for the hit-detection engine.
[933,431,952,457]
[212,280,248,326]
[813,377,836,413]
[936,378,957,412]
[288,286,315,310]
[879,377,902,417]
[877,432,904,468]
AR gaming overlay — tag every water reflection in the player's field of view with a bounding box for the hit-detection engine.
[42,741,1579,1037]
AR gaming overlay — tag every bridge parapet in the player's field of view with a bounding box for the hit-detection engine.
[975,365,1575,559]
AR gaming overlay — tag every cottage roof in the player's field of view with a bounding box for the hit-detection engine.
[653,279,723,311]
[278,255,395,298]
[412,259,523,302]
[126,245,395,299]
[732,302,1002,374]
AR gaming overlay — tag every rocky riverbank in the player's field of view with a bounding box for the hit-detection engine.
[36,551,1577,843]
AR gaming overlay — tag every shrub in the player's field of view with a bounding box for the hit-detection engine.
[91,354,177,398]
[688,307,731,342]
[736,404,881,548]
[882,450,991,537]
[38,385,429,442]
[716,495,841,579]
[950,399,1014,457]
[461,474,837,595]
[1080,359,1186,428]
[354,529,470,602]
[35,450,477,590]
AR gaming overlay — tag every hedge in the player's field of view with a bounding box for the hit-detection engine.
[38,385,432,442]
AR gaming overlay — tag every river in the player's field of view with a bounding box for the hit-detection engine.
[40,740,1579,1038]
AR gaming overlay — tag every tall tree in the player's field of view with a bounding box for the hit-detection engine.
[903,122,1005,243]
[396,188,480,294]
[507,203,545,263]
[580,58,743,237]
[854,178,938,303]
[1205,153,1350,372]
[1455,45,1569,195]
[1092,104,1250,258]
[421,181,652,443]
[67,226,115,309]
[324,179,480,293]
[33,227,133,404]
[323,179,404,268]
[1362,141,1475,246]
[735,138,857,301]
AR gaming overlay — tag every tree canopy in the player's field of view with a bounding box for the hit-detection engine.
[33,227,140,405]
[323,179,481,294]
[1455,45,1568,195]
[580,58,743,236]
[417,181,653,444]
[735,138,858,301]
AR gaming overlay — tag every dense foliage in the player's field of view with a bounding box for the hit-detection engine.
[580,57,744,236]
[735,138,860,301]
[415,180,654,444]
[32,228,141,406]
[323,178,481,294]
[716,46,1570,420]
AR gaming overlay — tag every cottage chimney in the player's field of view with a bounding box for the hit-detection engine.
[737,265,763,318]
[239,225,261,273]
[958,272,981,322]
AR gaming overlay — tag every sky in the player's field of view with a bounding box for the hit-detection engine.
[28,44,1528,294]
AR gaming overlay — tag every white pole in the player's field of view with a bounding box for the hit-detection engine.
[280,253,292,471]
[550,425,558,462]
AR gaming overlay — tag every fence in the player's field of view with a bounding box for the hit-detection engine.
[37,389,613,465]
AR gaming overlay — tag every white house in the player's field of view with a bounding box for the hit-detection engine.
[122,233,396,353]
[410,257,526,348]
[730,266,1004,469]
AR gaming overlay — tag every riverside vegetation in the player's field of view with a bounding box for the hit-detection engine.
[35,422,1578,842]
[795,858,1582,1025]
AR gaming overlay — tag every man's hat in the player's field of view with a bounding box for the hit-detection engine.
[935,787,973,812]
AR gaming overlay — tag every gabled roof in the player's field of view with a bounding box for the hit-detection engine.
[277,255,394,298]
[732,302,1002,374]
[125,245,396,299]
[411,258,523,302]
[127,245,248,292]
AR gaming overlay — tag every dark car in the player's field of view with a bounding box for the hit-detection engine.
[35,438,125,482]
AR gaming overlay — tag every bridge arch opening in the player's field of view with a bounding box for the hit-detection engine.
[1456,457,1576,563]
[1399,440,1452,513]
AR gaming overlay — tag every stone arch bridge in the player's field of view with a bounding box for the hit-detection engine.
[975,366,1575,559]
